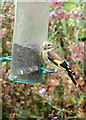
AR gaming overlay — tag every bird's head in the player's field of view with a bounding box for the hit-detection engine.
[42,41,54,50]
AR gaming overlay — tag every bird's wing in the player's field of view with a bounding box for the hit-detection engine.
[47,49,64,61]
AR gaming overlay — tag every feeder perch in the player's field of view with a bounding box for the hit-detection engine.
[9,1,50,83]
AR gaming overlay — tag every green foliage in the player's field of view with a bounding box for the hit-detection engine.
[1,1,85,120]
[63,2,74,11]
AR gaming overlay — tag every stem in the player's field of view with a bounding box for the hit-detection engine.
[34,85,77,115]
[64,116,84,120]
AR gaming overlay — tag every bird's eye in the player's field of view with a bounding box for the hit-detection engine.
[48,44,51,46]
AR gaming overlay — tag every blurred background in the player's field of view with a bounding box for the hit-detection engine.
[1,0,85,119]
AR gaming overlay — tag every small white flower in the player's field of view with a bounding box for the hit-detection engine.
[38,88,46,95]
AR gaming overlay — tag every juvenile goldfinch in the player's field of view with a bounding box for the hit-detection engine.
[41,41,78,87]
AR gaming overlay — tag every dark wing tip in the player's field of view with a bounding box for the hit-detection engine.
[68,72,77,87]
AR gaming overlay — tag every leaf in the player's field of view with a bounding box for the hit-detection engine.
[63,2,74,11]
[29,114,40,119]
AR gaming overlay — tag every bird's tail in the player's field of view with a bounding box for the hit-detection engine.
[68,71,78,87]
[67,68,77,76]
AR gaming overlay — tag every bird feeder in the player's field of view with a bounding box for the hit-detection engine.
[9,1,50,83]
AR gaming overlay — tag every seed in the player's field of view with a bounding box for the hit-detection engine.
[10,43,44,83]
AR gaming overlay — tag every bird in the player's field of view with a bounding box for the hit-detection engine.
[41,40,78,87]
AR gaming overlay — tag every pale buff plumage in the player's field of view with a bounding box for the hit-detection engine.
[41,40,78,87]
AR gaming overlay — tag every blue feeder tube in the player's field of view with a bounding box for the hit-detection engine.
[10,1,50,83]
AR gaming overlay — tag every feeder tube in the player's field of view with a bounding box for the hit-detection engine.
[10,1,50,83]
